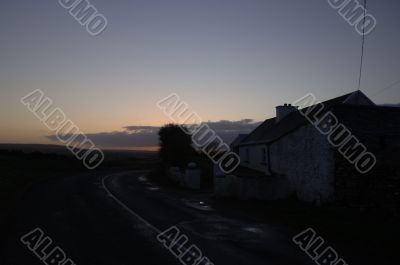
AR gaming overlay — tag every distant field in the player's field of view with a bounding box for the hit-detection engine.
[0,143,158,156]
[0,143,71,154]
[0,143,159,168]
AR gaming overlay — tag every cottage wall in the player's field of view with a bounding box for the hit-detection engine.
[268,125,335,203]
[238,125,335,203]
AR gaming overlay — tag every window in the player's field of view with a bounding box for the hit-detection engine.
[261,148,267,165]
[245,148,250,163]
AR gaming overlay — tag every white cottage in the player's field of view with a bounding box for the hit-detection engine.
[227,91,399,204]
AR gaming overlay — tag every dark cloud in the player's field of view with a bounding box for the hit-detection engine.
[123,126,160,133]
[200,119,259,132]
[46,120,261,148]
[197,119,261,144]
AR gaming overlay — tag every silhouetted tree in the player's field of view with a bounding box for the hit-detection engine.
[158,124,195,168]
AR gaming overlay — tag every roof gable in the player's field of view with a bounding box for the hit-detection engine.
[240,91,375,145]
[343,90,375,105]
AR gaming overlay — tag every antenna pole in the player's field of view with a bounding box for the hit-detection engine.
[357,0,367,91]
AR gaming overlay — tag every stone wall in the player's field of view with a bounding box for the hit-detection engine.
[334,150,400,213]
[333,105,400,212]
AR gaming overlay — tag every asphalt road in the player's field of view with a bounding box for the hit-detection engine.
[4,171,313,265]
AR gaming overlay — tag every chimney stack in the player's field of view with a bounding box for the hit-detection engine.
[275,103,297,123]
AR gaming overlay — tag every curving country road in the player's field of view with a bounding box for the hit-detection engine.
[4,171,313,265]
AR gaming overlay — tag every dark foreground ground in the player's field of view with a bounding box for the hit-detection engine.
[3,170,313,265]
[0,146,398,265]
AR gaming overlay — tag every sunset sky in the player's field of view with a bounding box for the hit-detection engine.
[1,0,399,148]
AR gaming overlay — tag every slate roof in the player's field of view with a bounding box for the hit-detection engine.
[230,134,248,147]
[239,91,365,146]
